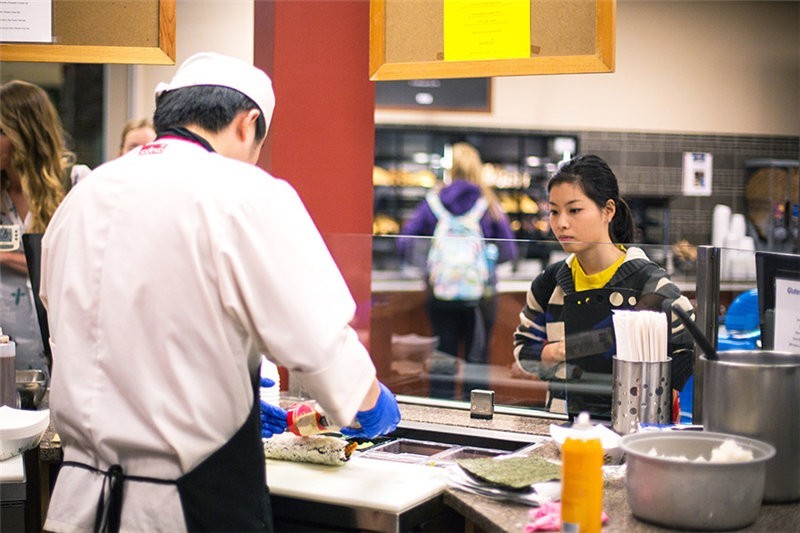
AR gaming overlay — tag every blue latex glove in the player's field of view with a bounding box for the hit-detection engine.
[340,382,401,439]
[259,377,287,438]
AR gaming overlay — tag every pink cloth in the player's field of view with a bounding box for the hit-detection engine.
[524,502,609,532]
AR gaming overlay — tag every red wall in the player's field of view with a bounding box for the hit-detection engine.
[254,1,374,333]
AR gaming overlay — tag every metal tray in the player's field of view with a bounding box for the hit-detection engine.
[432,445,508,462]
[361,438,454,464]
[360,438,512,466]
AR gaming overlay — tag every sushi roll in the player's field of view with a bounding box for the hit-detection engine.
[263,433,357,466]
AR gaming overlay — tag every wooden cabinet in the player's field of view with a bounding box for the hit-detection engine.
[369,0,616,80]
[0,0,175,64]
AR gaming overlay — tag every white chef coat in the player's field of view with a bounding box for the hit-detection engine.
[40,138,377,532]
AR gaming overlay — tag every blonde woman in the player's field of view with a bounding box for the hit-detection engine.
[399,142,518,399]
[0,80,76,373]
[118,117,156,157]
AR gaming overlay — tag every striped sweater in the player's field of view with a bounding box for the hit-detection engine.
[513,247,695,391]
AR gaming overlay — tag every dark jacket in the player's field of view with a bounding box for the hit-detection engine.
[513,247,695,392]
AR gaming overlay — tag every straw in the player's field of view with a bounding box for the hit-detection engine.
[612,310,668,362]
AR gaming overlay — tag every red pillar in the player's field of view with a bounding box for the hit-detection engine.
[254,1,375,340]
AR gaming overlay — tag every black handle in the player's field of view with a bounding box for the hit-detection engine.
[673,304,718,361]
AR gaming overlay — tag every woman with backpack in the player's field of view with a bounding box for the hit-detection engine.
[399,142,517,399]
[512,154,695,419]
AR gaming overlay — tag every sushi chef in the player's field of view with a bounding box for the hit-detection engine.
[40,52,400,532]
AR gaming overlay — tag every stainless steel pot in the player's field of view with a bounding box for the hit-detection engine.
[621,431,774,531]
[702,350,800,502]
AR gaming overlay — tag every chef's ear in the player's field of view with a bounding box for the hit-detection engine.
[234,109,261,142]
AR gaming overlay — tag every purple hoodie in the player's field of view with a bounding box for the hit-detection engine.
[398,180,518,264]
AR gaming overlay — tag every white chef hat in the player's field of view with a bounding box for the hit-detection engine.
[154,52,275,130]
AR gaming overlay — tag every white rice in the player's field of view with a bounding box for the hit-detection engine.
[647,438,754,463]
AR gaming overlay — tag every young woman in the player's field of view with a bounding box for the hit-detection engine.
[0,80,77,374]
[513,154,694,417]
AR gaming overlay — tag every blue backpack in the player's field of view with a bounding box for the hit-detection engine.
[426,192,489,301]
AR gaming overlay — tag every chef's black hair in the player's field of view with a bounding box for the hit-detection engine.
[153,85,267,141]
[547,154,635,244]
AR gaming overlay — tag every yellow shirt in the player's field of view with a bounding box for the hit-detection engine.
[572,251,626,292]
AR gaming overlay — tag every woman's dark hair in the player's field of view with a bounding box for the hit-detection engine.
[153,85,267,141]
[548,154,634,244]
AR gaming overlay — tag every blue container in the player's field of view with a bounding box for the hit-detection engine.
[725,289,759,332]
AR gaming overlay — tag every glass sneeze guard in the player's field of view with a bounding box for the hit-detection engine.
[308,232,793,424]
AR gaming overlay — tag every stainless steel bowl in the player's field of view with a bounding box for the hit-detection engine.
[620,431,775,531]
[16,370,47,409]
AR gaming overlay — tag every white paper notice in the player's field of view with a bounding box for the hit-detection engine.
[0,0,52,43]
[682,152,713,196]
[774,277,800,353]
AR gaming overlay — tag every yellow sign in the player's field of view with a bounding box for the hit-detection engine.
[443,0,531,61]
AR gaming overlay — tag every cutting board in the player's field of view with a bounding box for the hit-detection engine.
[265,455,448,513]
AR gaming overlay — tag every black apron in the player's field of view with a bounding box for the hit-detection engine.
[62,369,272,532]
[554,287,640,418]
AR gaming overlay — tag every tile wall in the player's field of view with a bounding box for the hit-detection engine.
[577,131,799,247]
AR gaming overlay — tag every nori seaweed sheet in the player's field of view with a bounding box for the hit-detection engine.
[456,455,561,490]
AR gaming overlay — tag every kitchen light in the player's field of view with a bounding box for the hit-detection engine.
[415,92,434,105]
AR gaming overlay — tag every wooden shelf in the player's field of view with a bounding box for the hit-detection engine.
[370,0,615,80]
[0,0,175,65]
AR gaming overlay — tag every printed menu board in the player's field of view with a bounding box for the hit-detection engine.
[774,277,800,352]
[0,0,52,43]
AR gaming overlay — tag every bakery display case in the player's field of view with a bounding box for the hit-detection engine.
[373,125,579,268]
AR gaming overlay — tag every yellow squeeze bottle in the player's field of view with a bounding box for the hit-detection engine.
[561,411,603,533]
